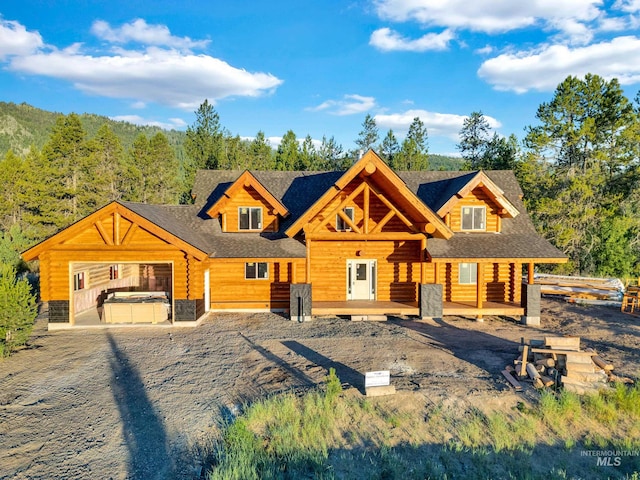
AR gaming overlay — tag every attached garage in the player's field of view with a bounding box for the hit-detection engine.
[71,261,173,325]
[22,202,210,329]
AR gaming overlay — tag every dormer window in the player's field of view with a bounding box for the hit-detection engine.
[239,207,262,230]
[336,207,355,231]
[461,206,485,231]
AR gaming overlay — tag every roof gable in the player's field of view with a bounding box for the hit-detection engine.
[22,202,209,261]
[285,150,452,239]
[435,171,519,218]
[205,170,289,219]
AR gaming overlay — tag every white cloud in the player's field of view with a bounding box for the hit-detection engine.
[478,35,640,93]
[8,35,283,110]
[91,19,210,50]
[474,44,495,55]
[307,94,376,115]
[370,27,454,51]
[375,109,501,140]
[614,0,640,13]
[110,115,187,130]
[0,18,43,59]
[373,0,602,34]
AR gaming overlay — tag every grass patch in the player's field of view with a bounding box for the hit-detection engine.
[206,374,640,479]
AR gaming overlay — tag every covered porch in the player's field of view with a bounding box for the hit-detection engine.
[312,300,419,316]
[310,299,524,318]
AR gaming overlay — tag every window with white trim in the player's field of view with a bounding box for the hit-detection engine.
[73,272,86,291]
[459,263,477,284]
[109,264,119,280]
[336,207,355,231]
[245,262,269,279]
[239,207,262,230]
[461,206,486,231]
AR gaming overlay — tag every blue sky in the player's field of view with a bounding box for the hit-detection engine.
[2,1,640,155]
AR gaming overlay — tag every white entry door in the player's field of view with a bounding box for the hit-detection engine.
[347,260,377,300]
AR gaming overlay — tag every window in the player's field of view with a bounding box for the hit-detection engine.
[459,263,477,284]
[73,272,85,291]
[239,207,262,230]
[245,262,268,279]
[461,206,486,231]
[109,264,119,280]
[336,207,355,231]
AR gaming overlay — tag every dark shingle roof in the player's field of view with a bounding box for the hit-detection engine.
[148,168,565,261]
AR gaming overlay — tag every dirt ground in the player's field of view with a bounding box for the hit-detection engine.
[1,298,639,480]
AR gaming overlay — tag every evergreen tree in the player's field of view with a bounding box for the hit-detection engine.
[250,131,274,170]
[184,100,223,181]
[274,130,299,170]
[396,117,429,170]
[90,124,126,204]
[520,74,640,276]
[479,133,517,170]
[41,113,92,219]
[297,135,317,170]
[0,150,26,230]
[0,263,37,357]
[380,129,399,167]
[128,133,181,204]
[457,111,491,169]
[355,114,379,154]
[318,135,344,170]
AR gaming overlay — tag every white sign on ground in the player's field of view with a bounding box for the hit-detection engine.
[365,370,390,388]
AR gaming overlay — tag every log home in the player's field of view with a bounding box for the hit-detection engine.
[22,150,566,329]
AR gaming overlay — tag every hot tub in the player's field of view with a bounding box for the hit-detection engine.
[102,292,171,324]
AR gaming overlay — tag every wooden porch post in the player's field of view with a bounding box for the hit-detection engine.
[476,262,484,321]
[420,237,427,284]
[528,262,535,284]
[306,238,311,284]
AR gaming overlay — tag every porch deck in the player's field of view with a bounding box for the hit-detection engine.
[311,300,524,317]
[312,300,419,316]
[443,301,524,316]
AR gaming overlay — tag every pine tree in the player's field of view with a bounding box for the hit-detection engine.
[0,263,37,357]
[457,111,491,169]
[318,135,344,170]
[90,124,126,204]
[396,117,429,170]
[184,100,224,182]
[380,129,399,167]
[274,130,299,170]
[250,131,274,170]
[355,114,379,154]
[296,135,317,170]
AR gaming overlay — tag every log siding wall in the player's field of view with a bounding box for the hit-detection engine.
[449,187,501,233]
[208,258,306,310]
[309,240,424,302]
[220,186,279,232]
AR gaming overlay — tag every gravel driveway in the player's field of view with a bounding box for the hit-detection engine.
[2,300,638,479]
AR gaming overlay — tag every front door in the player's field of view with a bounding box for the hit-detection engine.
[347,260,376,300]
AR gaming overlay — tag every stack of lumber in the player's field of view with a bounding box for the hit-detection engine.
[502,336,632,395]
[535,274,624,302]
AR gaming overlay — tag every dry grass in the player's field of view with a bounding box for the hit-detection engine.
[206,378,640,479]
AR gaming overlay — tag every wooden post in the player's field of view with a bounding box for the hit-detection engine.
[114,211,120,245]
[420,237,427,284]
[306,238,311,284]
[528,262,534,284]
[434,262,440,284]
[476,262,484,320]
[363,183,370,234]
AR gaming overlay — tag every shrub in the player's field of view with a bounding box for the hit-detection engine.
[0,263,37,357]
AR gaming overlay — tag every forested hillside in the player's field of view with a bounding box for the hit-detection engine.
[3,73,640,279]
[0,102,186,161]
